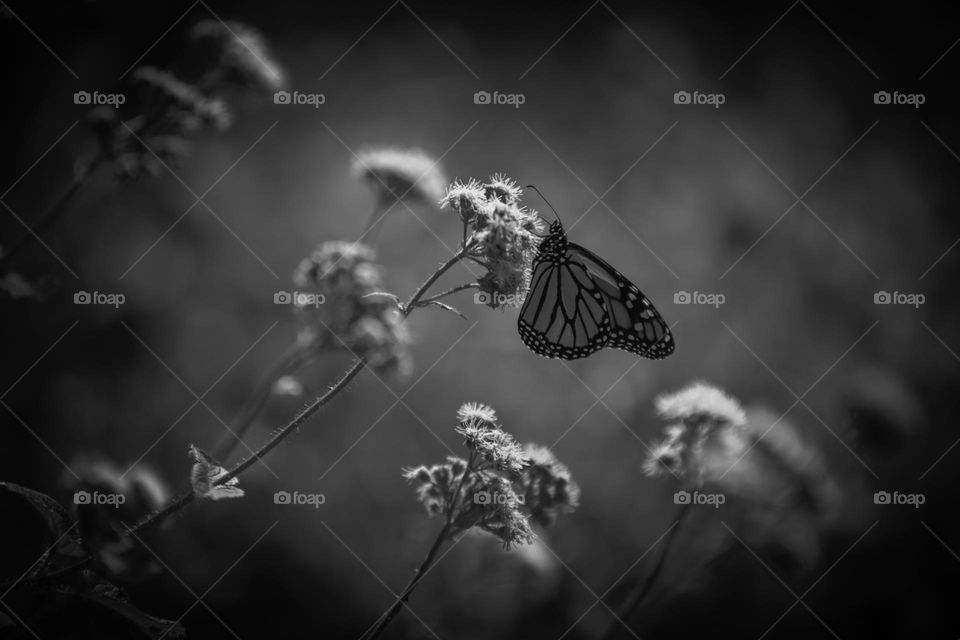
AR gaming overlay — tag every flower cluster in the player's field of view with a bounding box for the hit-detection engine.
[86,20,283,180]
[404,403,579,549]
[440,175,543,309]
[292,241,411,376]
[644,382,841,518]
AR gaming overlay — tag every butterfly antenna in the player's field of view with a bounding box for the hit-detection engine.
[525,184,563,226]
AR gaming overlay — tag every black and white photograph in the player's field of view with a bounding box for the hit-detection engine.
[1,1,958,638]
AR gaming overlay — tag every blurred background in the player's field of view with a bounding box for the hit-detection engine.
[2,0,959,638]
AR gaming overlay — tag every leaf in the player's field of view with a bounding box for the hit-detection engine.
[3,584,186,639]
[420,300,467,320]
[0,482,86,583]
[189,445,244,501]
[363,291,402,308]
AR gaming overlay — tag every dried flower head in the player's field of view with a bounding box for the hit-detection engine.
[455,403,528,475]
[459,475,534,548]
[520,445,581,527]
[655,381,747,428]
[457,401,498,427]
[440,179,487,224]
[190,19,285,92]
[404,403,578,551]
[440,173,547,308]
[644,382,747,485]
[352,147,446,206]
[484,173,523,204]
[293,241,411,377]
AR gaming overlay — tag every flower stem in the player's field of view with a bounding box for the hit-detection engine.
[129,246,473,534]
[364,450,477,640]
[599,501,693,640]
[9,243,477,592]
[211,342,309,462]
[0,155,103,273]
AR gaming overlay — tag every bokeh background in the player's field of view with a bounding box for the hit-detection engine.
[2,1,960,638]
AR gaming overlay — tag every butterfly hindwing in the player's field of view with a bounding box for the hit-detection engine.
[569,243,674,359]
[518,220,674,361]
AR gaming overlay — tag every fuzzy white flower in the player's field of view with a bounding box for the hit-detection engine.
[352,147,446,205]
[655,381,747,427]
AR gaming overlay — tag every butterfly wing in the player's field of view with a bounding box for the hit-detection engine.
[518,253,610,359]
[567,242,675,359]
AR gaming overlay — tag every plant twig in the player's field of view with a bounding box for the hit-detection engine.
[130,246,473,533]
[599,501,693,640]
[363,450,477,640]
[212,342,310,461]
[9,243,478,591]
[0,155,104,273]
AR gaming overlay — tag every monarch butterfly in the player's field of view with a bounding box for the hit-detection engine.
[518,189,674,360]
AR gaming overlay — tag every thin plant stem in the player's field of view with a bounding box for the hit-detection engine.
[5,243,478,590]
[599,501,693,640]
[0,155,104,273]
[363,450,477,640]
[212,342,310,461]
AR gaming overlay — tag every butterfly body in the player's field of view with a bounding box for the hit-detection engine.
[518,219,674,360]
